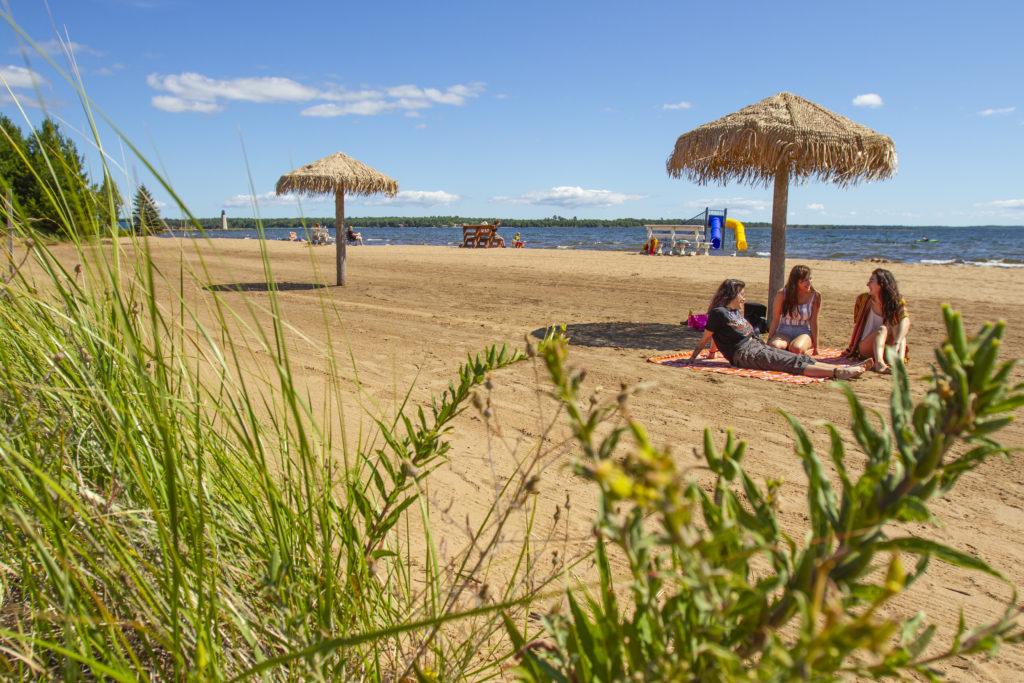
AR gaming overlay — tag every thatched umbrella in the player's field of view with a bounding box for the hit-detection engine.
[666,92,896,303]
[276,152,398,286]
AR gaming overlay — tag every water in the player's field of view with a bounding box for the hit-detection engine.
[160,225,1024,268]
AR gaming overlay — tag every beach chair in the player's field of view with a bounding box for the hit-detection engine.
[461,225,481,247]
[310,225,333,245]
[461,222,504,248]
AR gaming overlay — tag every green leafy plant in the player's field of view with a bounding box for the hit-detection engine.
[510,310,1023,681]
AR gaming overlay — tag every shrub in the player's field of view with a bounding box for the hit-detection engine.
[509,313,1023,681]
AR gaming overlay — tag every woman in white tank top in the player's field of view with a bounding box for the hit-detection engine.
[769,265,820,355]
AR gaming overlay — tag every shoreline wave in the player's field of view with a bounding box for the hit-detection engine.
[160,226,1024,268]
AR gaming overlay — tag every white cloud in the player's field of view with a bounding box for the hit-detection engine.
[494,186,643,208]
[852,93,883,108]
[662,101,693,110]
[806,203,825,211]
[0,65,48,89]
[415,123,427,129]
[977,106,1015,117]
[302,101,390,117]
[318,88,384,103]
[148,71,485,116]
[304,82,484,117]
[976,199,1024,210]
[222,191,302,208]
[152,96,223,113]
[495,93,509,100]
[94,63,125,77]
[385,83,482,106]
[148,72,321,104]
[9,39,103,58]
[365,190,460,207]
[38,40,103,57]
[687,197,768,211]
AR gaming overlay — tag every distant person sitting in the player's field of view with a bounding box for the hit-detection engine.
[512,231,525,248]
[288,230,299,242]
[346,226,364,245]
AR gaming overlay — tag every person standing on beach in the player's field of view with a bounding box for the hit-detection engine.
[685,279,871,380]
[843,268,910,373]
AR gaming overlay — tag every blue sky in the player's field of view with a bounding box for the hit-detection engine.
[1,0,1022,225]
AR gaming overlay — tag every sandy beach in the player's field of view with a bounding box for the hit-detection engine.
[55,238,1024,679]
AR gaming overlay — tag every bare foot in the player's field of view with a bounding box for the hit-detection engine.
[835,358,873,380]
[874,361,890,374]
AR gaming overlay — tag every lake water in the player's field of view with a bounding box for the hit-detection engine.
[161,225,1024,268]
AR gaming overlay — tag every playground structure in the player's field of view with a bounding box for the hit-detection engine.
[643,208,747,256]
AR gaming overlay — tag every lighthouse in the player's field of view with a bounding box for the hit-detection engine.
[221,210,228,230]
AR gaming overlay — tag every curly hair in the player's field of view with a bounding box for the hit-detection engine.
[872,268,905,325]
[781,265,813,318]
[709,279,745,312]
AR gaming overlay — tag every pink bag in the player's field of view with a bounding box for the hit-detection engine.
[686,313,708,331]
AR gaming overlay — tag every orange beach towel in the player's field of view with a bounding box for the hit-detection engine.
[648,347,856,385]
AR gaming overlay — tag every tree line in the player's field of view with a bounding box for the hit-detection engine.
[165,215,777,230]
[0,114,162,236]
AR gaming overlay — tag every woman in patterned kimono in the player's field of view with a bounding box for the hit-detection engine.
[842,268,910,374]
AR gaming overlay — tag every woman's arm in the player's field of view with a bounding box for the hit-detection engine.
[685,330,715,364]
[892,316,910,360]
[810,293,821,354]
[768,290,783,338]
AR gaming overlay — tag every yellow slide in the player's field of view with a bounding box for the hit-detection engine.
[726,217,747,251]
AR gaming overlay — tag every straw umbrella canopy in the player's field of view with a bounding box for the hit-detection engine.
[666,92,897,303]
[276,152,398,286]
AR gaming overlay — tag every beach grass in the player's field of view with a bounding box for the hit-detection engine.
[0,34,573,678]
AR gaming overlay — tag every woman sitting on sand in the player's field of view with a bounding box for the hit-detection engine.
[684,279,871,380]
[768,264,820,356]
[843,268,910,373]
[346,226,364,245]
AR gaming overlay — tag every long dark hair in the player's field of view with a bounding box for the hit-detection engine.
[709,279,745,312]
[872,268,904,325]
[781,265,813,317]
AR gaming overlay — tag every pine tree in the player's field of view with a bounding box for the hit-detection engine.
[0,115,32,226]
[96,174,123,231]
[132,184,161,234]
[26,118,95,235]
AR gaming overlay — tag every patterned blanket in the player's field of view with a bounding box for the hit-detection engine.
[647,347,855,385]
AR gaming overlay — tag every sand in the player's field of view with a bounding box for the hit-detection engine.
[50,238,1024,678]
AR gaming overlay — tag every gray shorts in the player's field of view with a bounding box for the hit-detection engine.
[731,337,815,374]
[775,323,811,340]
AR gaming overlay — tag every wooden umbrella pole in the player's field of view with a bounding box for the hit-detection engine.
[335,190,346,286]
[768,170,789,306]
